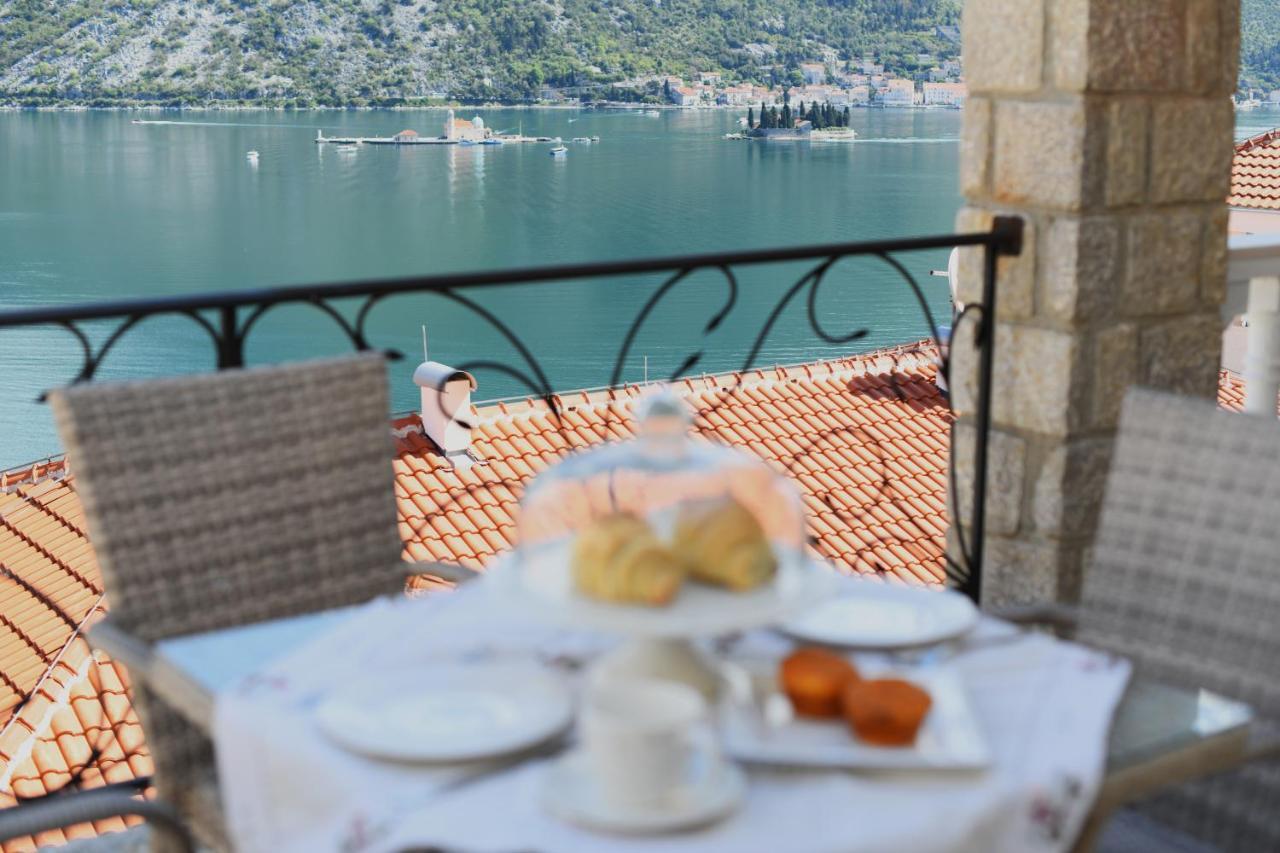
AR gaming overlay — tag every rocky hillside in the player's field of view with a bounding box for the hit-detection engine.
[1242,0,1280,92]
[0,0,961,105]
[2,1,1275,106]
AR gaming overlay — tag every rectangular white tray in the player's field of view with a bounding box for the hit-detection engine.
[719,665,991,771]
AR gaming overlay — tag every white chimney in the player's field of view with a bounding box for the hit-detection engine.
[413,361,477,462]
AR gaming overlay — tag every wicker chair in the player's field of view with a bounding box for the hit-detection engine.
[48,354,416,851]
[1018,388,1280,851]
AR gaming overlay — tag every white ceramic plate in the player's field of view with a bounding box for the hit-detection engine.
[782,580,979,650]
[720,665,990,771]
[487,551,839,638]
[542,749,745,835]
[314,661,573,763]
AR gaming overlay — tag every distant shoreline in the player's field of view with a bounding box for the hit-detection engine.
[0,101,958,113]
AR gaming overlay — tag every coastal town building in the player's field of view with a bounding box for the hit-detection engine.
[718,85,755,106]
[391,129,419,143]
[797,84,849,107]
[1228,129,1280,235]
[878,78,916,107]
[668,86,699,106]
[922,82,968,107]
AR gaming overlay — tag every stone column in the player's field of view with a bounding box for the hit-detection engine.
[951,0,1240,605]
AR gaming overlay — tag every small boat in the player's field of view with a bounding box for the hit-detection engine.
[572,136,591,143]
[591,136,600,142]
[644,110,660,118]
[480,138,503,145]
[246,150,259,161]
[550,146,568,157]
[458,139,477,147]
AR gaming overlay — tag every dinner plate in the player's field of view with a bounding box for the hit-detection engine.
[781,580,979,650]
[314,661,573,763]
[720,664,991,771]
[542,749,745,835]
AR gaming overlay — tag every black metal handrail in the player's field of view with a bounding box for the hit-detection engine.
[0,217,1022,808]
[0,220,1022,603]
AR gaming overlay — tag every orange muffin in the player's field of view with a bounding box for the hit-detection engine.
[779,648,860,718]
[840,678,932,747]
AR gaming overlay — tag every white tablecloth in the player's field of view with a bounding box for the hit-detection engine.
[213,582,1130,853]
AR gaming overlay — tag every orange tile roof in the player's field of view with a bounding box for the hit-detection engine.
[0,471,150,851]
[396,342,952,587]
[0,347,1254,848]
[1229,128,1280,210]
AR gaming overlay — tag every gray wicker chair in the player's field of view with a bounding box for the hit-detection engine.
[48,354,416,851]
[1018,388,1280,852]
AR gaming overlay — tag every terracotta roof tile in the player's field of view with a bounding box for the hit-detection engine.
[1229,129,1280,210]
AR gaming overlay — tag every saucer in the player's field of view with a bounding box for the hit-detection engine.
[541,749,746,834]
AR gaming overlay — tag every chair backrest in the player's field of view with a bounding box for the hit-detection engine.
[51,354,407,643]
[1080,387,1279,847]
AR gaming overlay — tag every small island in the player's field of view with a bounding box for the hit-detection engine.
[727,93,857,142]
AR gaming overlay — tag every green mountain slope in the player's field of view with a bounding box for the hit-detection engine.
[1,1,1274,106]
[1242,0,1280,92]
[0,0,960,105]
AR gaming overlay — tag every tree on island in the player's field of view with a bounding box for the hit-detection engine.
[747,106,754,128]
[663,79,671,99]
[783,87,791,107]
[844,106,851,126]
[781,103,791,128]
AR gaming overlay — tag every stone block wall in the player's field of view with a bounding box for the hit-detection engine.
[952,0,1240,604]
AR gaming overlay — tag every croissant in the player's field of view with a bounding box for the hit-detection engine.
[572,514,684,606]
[674,498,777,591]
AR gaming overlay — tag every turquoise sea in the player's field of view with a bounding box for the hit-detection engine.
[1,106,1275,465]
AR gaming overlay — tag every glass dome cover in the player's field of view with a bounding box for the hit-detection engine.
[512,389,809,624]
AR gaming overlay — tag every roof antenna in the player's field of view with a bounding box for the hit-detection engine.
[422,324,429,362]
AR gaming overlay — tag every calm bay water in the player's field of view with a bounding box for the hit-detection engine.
[2,106,1273,465]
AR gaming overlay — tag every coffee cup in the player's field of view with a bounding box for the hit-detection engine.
[580,676,711,808]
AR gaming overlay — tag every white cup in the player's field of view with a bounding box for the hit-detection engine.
[581,676,710,808]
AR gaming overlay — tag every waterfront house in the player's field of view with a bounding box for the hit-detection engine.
[1228,129,1280,235]
[718,85,754,106]
[798,84,849,107]
[922,82,968,107]
[878,78,916,107]
[392,129,419,143]
[668,86,699,106]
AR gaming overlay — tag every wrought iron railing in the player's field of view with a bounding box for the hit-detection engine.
[0,219,1023,804]
[0,219,1022,598]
